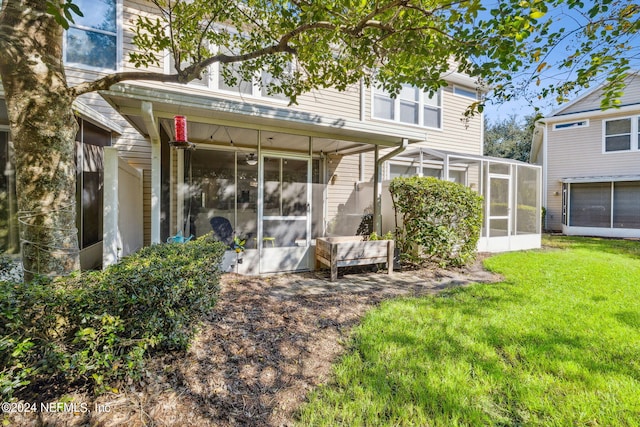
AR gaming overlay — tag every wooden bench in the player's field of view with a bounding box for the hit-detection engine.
[315,236,394,281]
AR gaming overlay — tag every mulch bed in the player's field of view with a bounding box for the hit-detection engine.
[7,259,499,427]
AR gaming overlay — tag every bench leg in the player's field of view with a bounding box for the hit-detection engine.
[330,244,338,281]
[387,240,394,275]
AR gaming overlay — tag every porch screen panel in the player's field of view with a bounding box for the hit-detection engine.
[489,176,509,237]
[236,154,258,239]
[311,159,323,239]
[263,157,308,248]
[187,149,236,238]
[569,182,611,227]
[613,181,640,229]
[77,120,110,249]
[390,163,416,178]
[516,165,539,234]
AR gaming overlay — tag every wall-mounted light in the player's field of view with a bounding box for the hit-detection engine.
[246,153,258,166]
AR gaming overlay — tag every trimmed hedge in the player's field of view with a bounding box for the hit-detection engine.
[390,177,483,267]
[0,235,226,399]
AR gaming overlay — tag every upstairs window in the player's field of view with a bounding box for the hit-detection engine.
[453,86,478,100]
[553,120,589,130]
[373,84,442,129]
[166,33,291,101]
[604,118,633,152]
[65,0,118,70]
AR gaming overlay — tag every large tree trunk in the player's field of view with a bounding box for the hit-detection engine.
[0,1,80,281]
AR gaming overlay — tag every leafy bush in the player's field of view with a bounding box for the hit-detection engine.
[0,235,226,400]
[389,177,483,267]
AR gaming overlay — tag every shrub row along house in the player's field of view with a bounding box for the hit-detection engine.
[531,73,640,238]
[0,0,541,275]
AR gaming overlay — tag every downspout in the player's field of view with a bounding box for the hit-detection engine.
[374,138,408,234]
[141,101,162,244]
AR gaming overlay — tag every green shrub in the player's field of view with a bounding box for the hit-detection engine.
[0,235,226,399]
[389,177,483,267]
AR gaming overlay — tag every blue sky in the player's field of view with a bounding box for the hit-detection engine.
[481,0,640,124]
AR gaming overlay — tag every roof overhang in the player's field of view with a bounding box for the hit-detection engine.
[400,147,539,167]
[100,82,427,151]
[546,103,640,122]
[561,175,640,184]
[73,100,124,135]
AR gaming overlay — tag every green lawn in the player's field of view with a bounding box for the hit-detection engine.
[297,236,640,426]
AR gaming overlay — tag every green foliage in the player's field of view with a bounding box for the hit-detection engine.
[0,236,225,400]
[368,231,393,241]
[126,0,574,110]
[389,177,483,267]
[483,114,538,162]
[45,0,83,30]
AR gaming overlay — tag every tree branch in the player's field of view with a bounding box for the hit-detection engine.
[69,72,183,97]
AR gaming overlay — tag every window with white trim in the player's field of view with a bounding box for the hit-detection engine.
[553,120,589,130]
[65,0,118,70]
[166,41,290,101]
[373,84,442,129]
[453,86,478,100]
[604,118,633,152]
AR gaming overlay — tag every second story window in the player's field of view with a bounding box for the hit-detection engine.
[166,43,290,102]
[65,0,118,71]
[604,117,635,152]
[373,84,442,129]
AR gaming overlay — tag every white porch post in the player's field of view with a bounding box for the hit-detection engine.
[142,101,162,244]
[103,147,119,267]
[374,139,409,234]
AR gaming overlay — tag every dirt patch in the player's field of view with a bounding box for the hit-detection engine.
[6,259,499,427]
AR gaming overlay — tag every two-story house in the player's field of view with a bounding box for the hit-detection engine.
[1,0,512,274]
[531,73,640,238]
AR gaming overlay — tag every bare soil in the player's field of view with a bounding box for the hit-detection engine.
[6,259,499,427]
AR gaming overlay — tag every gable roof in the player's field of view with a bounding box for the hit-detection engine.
[548,71,640,118]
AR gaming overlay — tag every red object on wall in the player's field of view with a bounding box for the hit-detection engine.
[174,115,187,142]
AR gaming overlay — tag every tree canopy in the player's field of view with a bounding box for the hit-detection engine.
[483,115,537,163]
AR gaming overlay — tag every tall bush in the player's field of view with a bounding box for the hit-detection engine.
[0,235,226,399]
[390,176,483,267]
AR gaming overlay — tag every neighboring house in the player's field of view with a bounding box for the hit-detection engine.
[1,0,526,275]
[531,73,640,238]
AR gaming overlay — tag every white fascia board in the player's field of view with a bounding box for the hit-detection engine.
[561,175,640,183]
[545,103,640,123]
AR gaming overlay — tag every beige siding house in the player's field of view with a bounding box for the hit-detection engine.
[531,73,640,237]
[1,0,494,274]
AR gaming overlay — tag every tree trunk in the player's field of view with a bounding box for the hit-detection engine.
[0,1,80,281]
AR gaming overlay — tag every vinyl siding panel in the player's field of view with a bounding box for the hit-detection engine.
[557,76,640,115]
[545,113,640,230]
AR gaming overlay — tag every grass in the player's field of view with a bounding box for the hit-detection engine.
[297,236,640,426]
